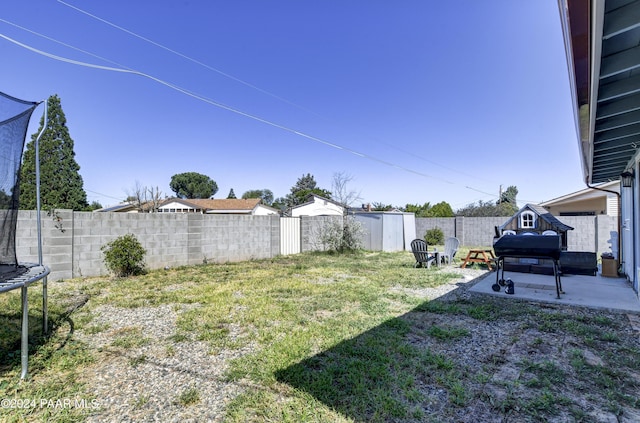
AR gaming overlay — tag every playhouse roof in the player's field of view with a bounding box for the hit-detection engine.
[499,203,574,232]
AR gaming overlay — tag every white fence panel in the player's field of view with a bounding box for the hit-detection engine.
[280,217,301,255]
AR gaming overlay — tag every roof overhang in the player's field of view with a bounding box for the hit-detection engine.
[559,0,640,184]
[539,179,619,205]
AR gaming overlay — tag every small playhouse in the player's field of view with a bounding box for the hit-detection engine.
[495,204,596,275]
[497,203,573,247]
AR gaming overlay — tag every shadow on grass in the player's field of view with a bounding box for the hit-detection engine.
[274,290,472,422]
[0,292,88,376]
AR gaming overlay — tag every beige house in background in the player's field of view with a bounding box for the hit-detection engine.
[99,198,279,215]
[538,181,619,217]
[158,198,279,215]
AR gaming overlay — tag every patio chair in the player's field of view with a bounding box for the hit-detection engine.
[410,239,435,268]
[441,237,460,265]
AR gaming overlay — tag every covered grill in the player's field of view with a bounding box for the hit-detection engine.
[493,235,564,299]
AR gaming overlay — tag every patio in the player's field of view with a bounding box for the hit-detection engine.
[470,270,640,313]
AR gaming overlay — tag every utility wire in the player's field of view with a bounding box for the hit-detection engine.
[0,32,454,184]
[85,189,126,202]
[0,18,132,70]
[56,0,321,117]
[54,1,502,187]
[1,21,522,201]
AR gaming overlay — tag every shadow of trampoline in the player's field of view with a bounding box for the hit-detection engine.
[0,293,89,376]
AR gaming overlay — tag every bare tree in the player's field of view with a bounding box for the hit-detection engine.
[126,181,164,212]
[331,171,362,207]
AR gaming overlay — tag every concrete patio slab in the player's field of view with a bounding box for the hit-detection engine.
[469,270,640,313]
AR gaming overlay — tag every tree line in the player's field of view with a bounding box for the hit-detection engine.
[18,95,520,217]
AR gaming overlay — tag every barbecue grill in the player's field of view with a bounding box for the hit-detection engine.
[493,234,564,299]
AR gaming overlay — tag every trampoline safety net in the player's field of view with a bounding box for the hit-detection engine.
[0,91,38,280]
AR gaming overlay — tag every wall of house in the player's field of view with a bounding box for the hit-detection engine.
[291,200,343,217]
[253,205,279,216]
[543,197,612,216]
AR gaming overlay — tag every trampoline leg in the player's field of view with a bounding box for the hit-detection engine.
[43,276,48,335]
[21,286,29,379]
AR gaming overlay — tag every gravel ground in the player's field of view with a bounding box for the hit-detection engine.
[73,266,487,422]
[71,266,640,422]
[75,303,256,423]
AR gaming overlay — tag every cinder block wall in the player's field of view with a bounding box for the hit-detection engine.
[562,216,597,252]
[196,214,280,264]
[16,210,75,280]
[460,217,505,246]
[415,215,618,252]
[416,216,503,246]
[15,211,619,281]
[16,211,284,281]
[300,215,341,252]
[415,217,456,241]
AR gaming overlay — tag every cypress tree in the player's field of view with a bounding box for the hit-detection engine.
[20,95,88,210]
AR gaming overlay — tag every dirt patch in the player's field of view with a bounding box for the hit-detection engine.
[398,279,640,423]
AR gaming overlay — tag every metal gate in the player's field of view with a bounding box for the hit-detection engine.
[280,217,301,255]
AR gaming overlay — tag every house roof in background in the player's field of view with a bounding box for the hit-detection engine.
[291,194,345,210]
[159,198,263,211]
[538,180,619,207]
[96,201,156,212]
[96,203,136,212]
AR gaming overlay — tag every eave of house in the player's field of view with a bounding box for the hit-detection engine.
[560,0,640,184]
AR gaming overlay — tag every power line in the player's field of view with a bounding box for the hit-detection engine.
[56,0,321,117]
[55,1,502,187]
[0,32,454,184]
[0,18,132,70]
[0,24,520,204]
[85,189,125,202]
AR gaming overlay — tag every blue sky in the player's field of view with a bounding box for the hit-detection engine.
[1,1,584,210]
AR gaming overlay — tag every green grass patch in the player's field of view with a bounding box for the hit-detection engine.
[177,387,200,406]
[1,250,639,422]
[426,325,470,341]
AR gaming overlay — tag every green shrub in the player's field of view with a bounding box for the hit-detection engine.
[101,234,147,277]
[425,227,444,246]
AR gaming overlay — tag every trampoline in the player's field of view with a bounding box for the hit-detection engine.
[0,91,50,379]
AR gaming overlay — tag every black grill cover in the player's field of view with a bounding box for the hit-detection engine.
[493,235,561,260]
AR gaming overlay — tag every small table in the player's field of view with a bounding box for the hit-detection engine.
[461,249,496,270]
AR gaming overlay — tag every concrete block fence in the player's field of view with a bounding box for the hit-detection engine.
[416,215,617,255]
[14,211,617,281]
[16,211,289,281]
